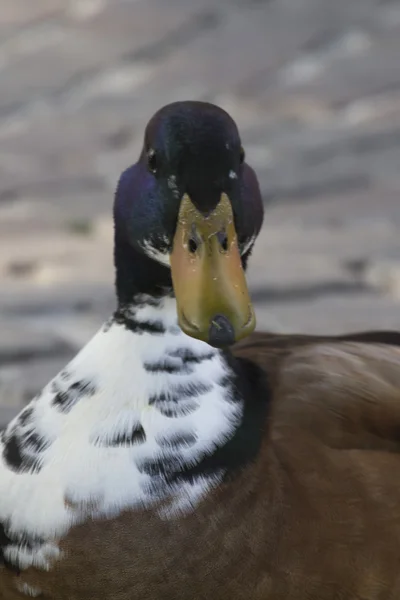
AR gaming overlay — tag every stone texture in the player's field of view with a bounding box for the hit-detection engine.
[0,0,399,423]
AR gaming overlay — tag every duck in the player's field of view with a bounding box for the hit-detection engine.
[1,100,400,600]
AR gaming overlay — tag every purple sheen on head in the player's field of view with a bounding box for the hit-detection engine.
[114,164,157,228]
[114,101,264,265]
[240,163,264,239]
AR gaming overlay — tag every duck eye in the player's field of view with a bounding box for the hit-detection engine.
[239,146,245,164]
[147,149,157,174]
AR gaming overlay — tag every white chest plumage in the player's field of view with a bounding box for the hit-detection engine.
[0,297,242,575]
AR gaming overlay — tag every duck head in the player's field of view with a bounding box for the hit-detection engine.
[114,101,264,348]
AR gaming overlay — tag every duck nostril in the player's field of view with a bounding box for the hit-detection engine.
[217,231,229,252]
[187,225,201,254]
[188,237,198,254]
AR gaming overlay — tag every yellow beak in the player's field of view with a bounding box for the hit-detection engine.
[170,192,255,347]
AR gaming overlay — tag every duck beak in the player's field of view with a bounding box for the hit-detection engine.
[170,192,256,347]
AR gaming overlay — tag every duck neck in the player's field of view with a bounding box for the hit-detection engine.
[114,230,173,307]
[112,229,234,418]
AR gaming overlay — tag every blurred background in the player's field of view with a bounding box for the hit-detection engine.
[1,0,400,425]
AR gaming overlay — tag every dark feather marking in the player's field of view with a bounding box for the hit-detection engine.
[4,528,44,551]
[149,381,212,417]
[23,430,50,453]
[3,432,27,470]
[52,389,70,407]
[140,476,169,500]
[102,317,114,333]
[2,397,52,473]
[131,295,163,308]
[143,356,271,484]
[52,380,96,413]
[0,521,20,573]
[143,359,193,374]
[219,373,234,390]
[172,381,213,399]
[169,356,271,482]
[138,455,183,477]
[157,432,197,449]
[17,407,34,426]
[93,424,146,447]
[114,309,165,335]
[167,348,215,364]
[149,381,213,403]
[71,381,96,395]
[156,404,199,418]
[0,521,12,558]
[2,431,41,473]
[0,522,45,572]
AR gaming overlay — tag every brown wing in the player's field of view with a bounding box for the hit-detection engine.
[231,333,400,597]
[233,330,400,453]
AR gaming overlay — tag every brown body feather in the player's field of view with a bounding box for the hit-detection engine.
[3,331,400,599]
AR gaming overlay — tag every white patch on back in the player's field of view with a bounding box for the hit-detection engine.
[4,542,62,571]
[15,582,42,597]
[0,297,242,571]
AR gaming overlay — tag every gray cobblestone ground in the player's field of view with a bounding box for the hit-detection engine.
[1,0,400,424]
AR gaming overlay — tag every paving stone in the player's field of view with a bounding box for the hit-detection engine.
[281,38,400,109]
[0,355,69,427]
[0,320,73,365]
[255,293,400,336]
[0,0,64,29]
